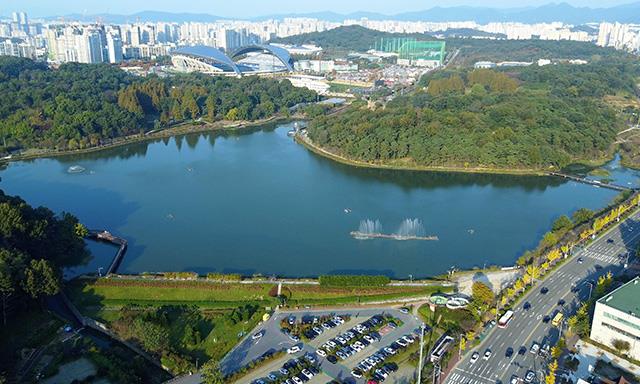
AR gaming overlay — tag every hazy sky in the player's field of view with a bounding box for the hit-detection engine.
[2,0,637,18]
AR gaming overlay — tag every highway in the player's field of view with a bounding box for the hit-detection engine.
[445,209,640,384]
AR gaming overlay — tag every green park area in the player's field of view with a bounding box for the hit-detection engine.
[65,277,450,375]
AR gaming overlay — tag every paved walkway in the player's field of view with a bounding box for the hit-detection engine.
[574,340,640,378]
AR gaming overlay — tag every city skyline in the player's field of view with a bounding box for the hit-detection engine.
[2,0,640,19]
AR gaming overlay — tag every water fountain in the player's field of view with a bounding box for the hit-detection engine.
[350,218,438,241]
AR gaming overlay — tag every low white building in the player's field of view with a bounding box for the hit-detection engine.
[590,277,640,361]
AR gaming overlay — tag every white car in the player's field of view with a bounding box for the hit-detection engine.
[403,335,415,344]
[364,335,375,343]
[252,330,264,340]
[384,347,396,355]
[302,369,313,379]
[292,377,303,384]
[470,352,479,364]
[483,349,492,360]
[396,339,408,347]
[316,349,327,357]
[351,369,363,378]
[287,345,301,354]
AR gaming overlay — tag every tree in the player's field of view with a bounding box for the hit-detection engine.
[545,359,558,384]
[75,223,89,238]
[471,281,495,310]
[572,208,595,225]
[22,259,61,299]
[201,360,225,384]
[552,215,572,232]
[611,339,631,355]
[205,94,217,121]
[225,107,239,121]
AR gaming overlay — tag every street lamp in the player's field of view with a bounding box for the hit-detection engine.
[98,267,103,277]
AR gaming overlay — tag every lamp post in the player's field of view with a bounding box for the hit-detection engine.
[417,323,426,383]
[98,267,103,277]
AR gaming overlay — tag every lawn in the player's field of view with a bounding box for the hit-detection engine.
[68,278,448,309]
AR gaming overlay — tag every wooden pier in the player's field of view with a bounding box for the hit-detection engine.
[87,230,128,275]
[548,172,634,192]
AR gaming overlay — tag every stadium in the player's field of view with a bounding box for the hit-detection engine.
[170,44,295,76]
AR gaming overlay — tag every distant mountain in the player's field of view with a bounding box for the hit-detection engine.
[44,2,640,24]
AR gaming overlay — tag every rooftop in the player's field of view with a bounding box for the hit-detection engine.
[598,277,640,318]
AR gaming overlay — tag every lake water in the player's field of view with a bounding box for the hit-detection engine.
[0,122,635,278]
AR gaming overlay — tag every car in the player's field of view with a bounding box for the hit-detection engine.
[312,326,323,334]
[334,316,344,324]
[384,347,397,355]
[327,355,338,364]
[525,371,536,383]
[351,369,363,378]
[291,377,303,384]
[542,315,551,323]
[511,375,521,384]
[518,346,526,355]
[470,352,480,364]
[252,330,265,340]
[364,335,375,343]
[289,334,300,342]
[279,368,289,375]
[530,343,540,354]
[301,369,313,379]
[305,353,316,363]
[403,335,415,344]
[607,238,614,244]
[505,347,514,358]
[483,349,492,360]
[540,287,549,294]
[399,307,410,314]
[595,264,603,270]
[287,345,301,354]
[268,373,278,381]
[253,380,266,384]
[558,299,566,306]
[577,257,584,264]
[63,325,73,333]
[288,316,296,325]
[336,351,346,359]
[523,302,531,310]
[316,349,327,357]
[322,323,332,330]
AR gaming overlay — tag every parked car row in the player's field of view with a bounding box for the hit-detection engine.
[253,353,319,384]
[351,334,414,381]
[317,315,388,361]
[302,315,345,340]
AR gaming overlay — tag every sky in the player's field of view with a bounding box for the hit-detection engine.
[2,0,638,18]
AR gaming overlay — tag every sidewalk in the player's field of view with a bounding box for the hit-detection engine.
[573,340,640,379]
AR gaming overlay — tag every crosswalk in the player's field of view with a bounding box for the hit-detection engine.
[448,368,495,384]
[579,247,625,264]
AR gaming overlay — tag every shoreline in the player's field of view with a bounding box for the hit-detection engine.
[296,132,617,177]
[0,115,293,164]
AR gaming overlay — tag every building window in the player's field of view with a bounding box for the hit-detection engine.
[600,322,640,341]
[603,312,640,332]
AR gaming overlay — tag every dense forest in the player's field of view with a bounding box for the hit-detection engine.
[0,57,316,153]
[308,61,639,170]
[0,189,89,324]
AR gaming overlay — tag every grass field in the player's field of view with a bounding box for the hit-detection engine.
[68,278,448,310]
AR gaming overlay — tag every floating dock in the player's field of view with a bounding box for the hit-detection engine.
[350,231,439,241]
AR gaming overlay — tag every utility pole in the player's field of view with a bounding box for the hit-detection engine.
[417,323,426,383]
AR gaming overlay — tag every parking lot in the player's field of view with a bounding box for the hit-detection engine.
[220,308,425,383]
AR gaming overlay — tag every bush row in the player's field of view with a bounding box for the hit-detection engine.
[319,275,390,287]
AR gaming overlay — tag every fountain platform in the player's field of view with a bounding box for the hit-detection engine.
[350,231,439,241]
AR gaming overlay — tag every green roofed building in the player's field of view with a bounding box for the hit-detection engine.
[590,277,640,360]
[373,37,445,68]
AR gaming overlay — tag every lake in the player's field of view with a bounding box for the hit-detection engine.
[0,121,634,278]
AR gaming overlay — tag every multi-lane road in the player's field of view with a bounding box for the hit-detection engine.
[445,209,640,384]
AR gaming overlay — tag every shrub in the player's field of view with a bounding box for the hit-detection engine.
[319,275,390,287]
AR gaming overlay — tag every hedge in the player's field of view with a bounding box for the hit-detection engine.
[319,275,390,287]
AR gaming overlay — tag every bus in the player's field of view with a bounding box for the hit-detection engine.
[551,312,564,327]
[498,310,514,328]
